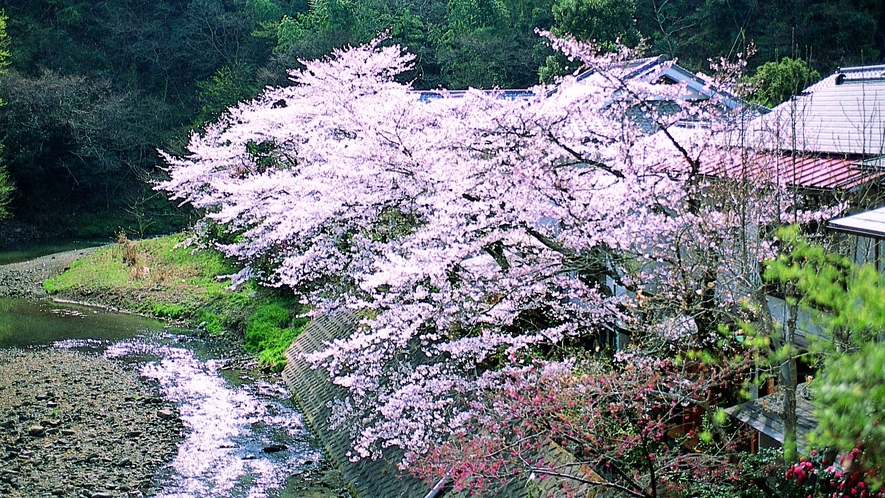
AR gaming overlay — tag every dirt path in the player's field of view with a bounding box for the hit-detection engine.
[0,247,101,299]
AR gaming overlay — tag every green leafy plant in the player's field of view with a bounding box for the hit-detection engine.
[747,57,821,108]
[765,225,885,478]
[245,303,309,371]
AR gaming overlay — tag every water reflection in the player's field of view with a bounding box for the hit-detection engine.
[0,297,160,348]
[0,239,104,265]
[106,336,321,498]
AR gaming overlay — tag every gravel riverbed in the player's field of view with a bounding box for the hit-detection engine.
[0,348,183,498]
[0,247,101,299]
[0,248,184,497]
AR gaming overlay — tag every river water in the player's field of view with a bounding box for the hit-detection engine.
[0,297,326,497]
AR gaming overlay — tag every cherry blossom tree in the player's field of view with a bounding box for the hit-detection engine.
[158,34,841,490]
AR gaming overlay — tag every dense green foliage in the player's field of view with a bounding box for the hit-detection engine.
[765,226,882,351]
[43,233,308,371]
[814,343,885,471]
[0,12,8,78]
[634,0,884,72]
[0,12,13,221]
[747,57,821,107]
[0,166,12,221]
[245,303,310,369]
[552,0,638,47]
[766,226,885,473]
[0,0,882,233]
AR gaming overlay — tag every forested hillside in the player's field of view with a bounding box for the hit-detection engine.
[0,0,882,236]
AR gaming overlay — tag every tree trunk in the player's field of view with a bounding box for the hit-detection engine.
[781,297,799,463]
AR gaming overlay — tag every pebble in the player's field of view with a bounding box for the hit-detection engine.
[0,247,348,497]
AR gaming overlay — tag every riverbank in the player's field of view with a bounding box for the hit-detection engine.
[0,245,349,497]
[0,248,187,497]
[38,234,308,372]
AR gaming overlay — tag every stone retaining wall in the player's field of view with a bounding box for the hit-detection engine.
[282,313,433,498]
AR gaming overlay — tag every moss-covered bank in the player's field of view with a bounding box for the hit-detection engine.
[43,233,308,371]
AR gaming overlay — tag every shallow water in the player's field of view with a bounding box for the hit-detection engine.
[104,334,322,498]
[0,239,105,265]
[0,298,158,348]
[0,297,323,497]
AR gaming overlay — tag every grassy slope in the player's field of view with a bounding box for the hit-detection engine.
[43,233,308,371]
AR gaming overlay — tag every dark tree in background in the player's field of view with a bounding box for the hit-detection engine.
[0,11,12,220]
[0,0,282,234]
[0,0,881,236]
[633,0,884,73]
[0,72,170,220]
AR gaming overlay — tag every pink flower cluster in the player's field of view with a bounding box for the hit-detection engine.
[787,448,885,498]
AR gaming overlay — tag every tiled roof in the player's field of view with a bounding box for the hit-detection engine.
[750,65,885,156]
[415,55,753,112]
[725,384,817,452]
[416,88,535,102]
[700,150,885,190]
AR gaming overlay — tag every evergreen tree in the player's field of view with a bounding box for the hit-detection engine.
[747,57,821,107]
[0,11,14,220]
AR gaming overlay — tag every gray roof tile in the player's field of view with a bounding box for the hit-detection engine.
[751,65,885,156]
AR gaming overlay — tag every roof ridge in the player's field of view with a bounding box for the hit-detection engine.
[837,64,885,73]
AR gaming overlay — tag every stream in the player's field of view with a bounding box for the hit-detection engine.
[0,297,330,497]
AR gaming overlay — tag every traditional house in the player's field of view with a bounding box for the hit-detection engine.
[417,54,751,112]
[724,64,885,454]
[702,64,885,192]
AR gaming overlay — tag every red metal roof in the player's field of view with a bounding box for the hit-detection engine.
[700,151,885,190]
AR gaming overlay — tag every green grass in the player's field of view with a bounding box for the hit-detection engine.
[152,302,186,319]
[245,303,311,370]
[44,233,308,371]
